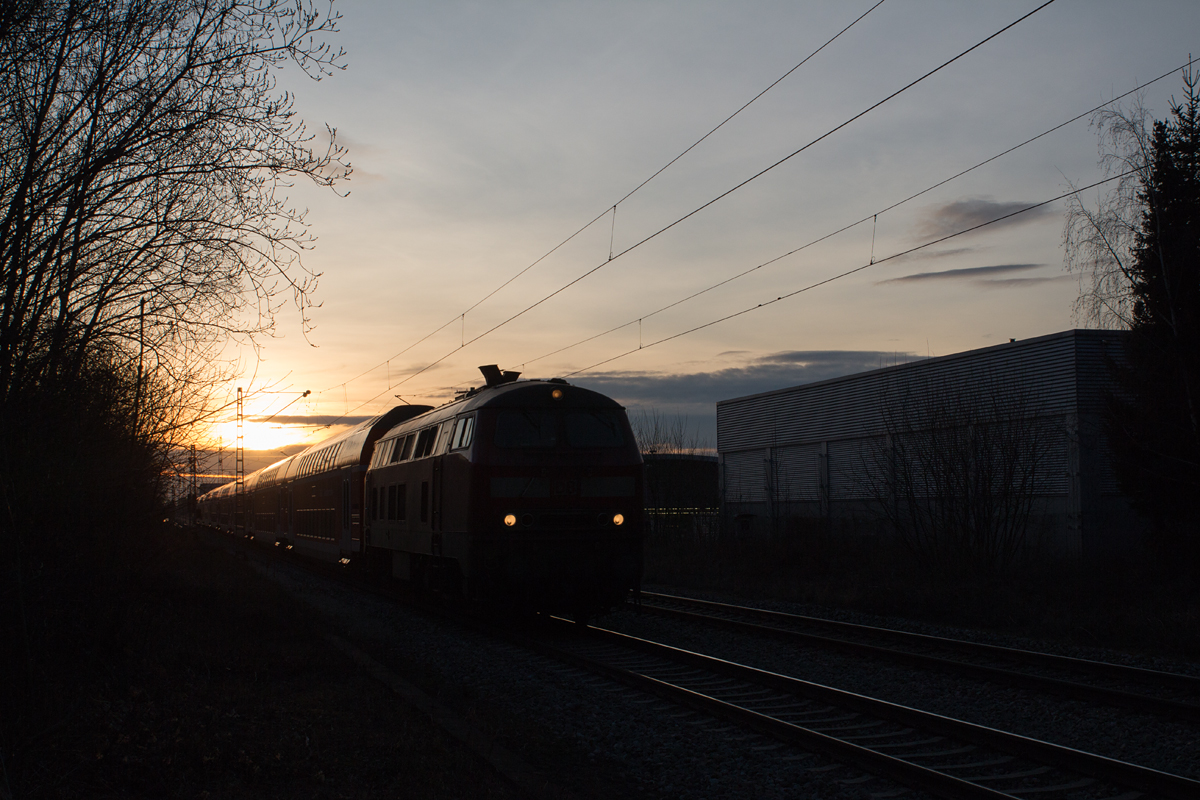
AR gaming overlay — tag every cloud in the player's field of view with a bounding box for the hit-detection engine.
[878,263,1042,284]
[259,354,924,453]
[888,247,976,264]
[976,275,1074,288]
[576,350,922,410]
[331,132,380,158]
[346,169,385,185]
[572,350,924,445]
[249,415,376,426]
[917,198,1055,240]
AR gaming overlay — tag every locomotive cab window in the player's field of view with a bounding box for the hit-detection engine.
[494,409,625,449]
[494,410,558,448]
[566,410,625,448]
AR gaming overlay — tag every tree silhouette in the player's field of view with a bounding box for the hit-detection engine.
[0,2,349,782]
[0,0,348,426]
[1065,68,1200,548]
[864,372,1058,579]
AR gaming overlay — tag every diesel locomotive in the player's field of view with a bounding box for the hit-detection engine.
[197,367,644,616]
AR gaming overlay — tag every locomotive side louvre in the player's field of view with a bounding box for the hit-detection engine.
[366,411,467,562]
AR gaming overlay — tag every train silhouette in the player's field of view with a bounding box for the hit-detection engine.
[197,366,644,617]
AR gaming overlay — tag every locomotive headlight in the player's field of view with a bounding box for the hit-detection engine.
[551,388,563,400]
[504,513,517,527]
[612,513,624,526]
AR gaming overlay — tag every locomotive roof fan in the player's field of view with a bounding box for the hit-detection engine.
[479,364,521,387]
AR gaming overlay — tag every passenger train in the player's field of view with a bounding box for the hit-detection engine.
[196,366,644,616]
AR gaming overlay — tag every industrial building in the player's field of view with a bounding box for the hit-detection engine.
[716,330,1138,559]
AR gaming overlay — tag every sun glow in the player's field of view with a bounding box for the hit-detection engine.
[209,420,322,453]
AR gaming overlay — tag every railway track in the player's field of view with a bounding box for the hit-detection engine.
[216,532,1198,798]
[632,591,1200,722]
[521,618,1200,800]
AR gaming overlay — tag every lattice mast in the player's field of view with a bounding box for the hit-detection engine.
[235,387,245,531]
[189,444,198,523]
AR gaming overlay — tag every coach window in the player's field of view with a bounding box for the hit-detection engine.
[387,485,398,521]
[436,422,455,454]
[414,427,437,459]
[420,481,429,522]
[400,433,416,461]
[370,486,379,520]
[452,416,475,450]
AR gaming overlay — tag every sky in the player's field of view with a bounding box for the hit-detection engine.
[206,0,1200,460]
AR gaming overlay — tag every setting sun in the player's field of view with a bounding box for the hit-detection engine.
[208,420,326,453]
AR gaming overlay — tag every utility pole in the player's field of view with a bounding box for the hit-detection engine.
[189,444,198,524]
[235,387,245,533]
[134,298,145,436]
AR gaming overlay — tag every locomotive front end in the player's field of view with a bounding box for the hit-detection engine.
[469,381,644,615]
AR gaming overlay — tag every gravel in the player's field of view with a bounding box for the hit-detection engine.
[253,557,896,800]
[250,551,1199,797]
[602,585,1200,780]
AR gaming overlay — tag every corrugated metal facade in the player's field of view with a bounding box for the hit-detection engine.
[717,330,1137,556]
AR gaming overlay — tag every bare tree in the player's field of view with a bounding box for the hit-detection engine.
[628,408,706,455]
[866,374,1060,578]
[1063,68,1200,548]
[629,409,717,545]
[0,3,350,775]
[0,0,349,435]
[1062,97,1157,329]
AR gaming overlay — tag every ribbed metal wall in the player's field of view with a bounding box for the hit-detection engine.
[722,449,767,503]
[1073,331,1127,495]
[828,437,877,501]
[718,331,1103,453]
[717,331,1129,538]
[773,443,821,502]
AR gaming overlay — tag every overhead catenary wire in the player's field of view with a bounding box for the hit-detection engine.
[561,170,1137,379]
[322,0,1059,426]
[316,0,890,396]
[502,59,1190,374]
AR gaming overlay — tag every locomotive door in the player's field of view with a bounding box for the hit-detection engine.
[340,477,352,552]
[431,458,442,532]
[428,457,443,558]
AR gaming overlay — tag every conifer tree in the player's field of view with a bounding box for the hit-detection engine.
[1106,70,1200,546]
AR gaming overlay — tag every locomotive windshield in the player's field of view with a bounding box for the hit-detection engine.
[494,409,626,449]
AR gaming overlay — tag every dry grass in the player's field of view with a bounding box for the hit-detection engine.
[4,524,519,800]
[643,517,1200,657]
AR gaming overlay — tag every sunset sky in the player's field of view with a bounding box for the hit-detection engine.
[206,0,1200,461]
